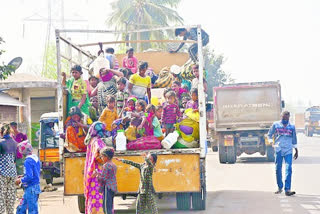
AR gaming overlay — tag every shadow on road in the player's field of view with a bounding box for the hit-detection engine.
[112,191,320,214]
[236,156,271,164]
[294,156,320,164]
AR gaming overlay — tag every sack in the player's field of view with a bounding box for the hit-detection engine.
[180,59,195,81]
[175,118,199,143]
[125,126,137,141]
[127,136,161,150]
[153,67,174,88]
[175,137,199,148]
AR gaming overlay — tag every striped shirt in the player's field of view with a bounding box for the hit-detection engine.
[162,103,180,124]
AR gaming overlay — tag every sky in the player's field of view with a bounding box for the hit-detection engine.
[1,0,320,106]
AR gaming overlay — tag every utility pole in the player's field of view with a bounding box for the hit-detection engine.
[22,0,88,77]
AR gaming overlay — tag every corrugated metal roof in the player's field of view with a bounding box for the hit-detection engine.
[0,92,26,106]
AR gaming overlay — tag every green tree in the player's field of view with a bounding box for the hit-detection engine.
[204,47,234,100]
[107,0,184,51]
[42,43,69,80]
[0,37,16,80]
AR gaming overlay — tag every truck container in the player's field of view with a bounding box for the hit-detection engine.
[305,106,320,137]
[214,81,283,163]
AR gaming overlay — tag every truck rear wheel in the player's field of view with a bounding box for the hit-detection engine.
[78,195,85,213]
[176,193,191,210]
[45,178,53,185]
[266,146,275,162]
[219,144,227,164]
[192,185,206,210]
[226,146,236,164]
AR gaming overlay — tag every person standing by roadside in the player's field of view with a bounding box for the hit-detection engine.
[115,152,158,214]
[93,147,117,214]
[268,111,298,196]
[15,143,41,214]
[10,122,27,176]
[84,122,111,214]
[0,124,17,214]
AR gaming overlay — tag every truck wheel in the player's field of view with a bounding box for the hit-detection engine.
[219,144,227,164]
[226,146,236,164]
[192,185,206,210]
[176,192,191,210]
[45,178,53,185]
[78,195,85,213]
[212,145,218,152]
[266,146,275,162]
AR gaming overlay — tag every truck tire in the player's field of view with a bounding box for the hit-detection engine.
[219,144,227,164]
[192,185,206,210]
[176,193,191,210]
[212,145,218,152]
[266,146,275,162]
[78,195,85,213]
[45,178,53,185]
[226,146,236,164]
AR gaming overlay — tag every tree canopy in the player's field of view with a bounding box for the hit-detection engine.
[0,37,15,81]
[107,0,184,50]
[204,47,234,100]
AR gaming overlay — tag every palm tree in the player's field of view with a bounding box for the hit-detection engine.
[107,0,184,51]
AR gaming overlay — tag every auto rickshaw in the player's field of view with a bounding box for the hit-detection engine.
[39,112,60,184]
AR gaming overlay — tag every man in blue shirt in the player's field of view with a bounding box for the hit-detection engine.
[268,111,298,196]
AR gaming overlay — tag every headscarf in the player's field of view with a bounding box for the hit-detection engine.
[84,121,109,145]
[18,140,33,156]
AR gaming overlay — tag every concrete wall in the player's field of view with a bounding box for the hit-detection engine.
[6,87,57,138]
[0,105,18,124]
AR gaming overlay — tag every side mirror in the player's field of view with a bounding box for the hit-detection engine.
[281,100,285,108]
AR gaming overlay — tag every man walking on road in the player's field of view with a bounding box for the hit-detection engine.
[268,111,298,196]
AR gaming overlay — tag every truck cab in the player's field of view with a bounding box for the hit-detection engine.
[39,112,61,184]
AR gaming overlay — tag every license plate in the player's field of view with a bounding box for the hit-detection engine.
[224,139,234,146]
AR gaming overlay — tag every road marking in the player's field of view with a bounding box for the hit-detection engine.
[281,204,292,208]
[301,204,318,210]
[282,208,293,212]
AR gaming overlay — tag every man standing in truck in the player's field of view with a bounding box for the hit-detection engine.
[268,111,298,196]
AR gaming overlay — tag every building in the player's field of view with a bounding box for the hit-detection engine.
[0,73,57,143]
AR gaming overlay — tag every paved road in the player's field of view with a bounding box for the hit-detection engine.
[34,133,320,213]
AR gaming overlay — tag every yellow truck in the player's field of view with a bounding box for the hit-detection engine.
[55,25,208,212]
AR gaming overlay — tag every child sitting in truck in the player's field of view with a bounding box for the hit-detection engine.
[116,77,129,117]
[99,96,118,132]
[162,91,181,135]
[62,65,91,116]
[186,88,199,111]
[131,99,147,137]
[146,104,164,141]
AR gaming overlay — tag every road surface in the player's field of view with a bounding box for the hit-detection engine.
[32,133,320,214]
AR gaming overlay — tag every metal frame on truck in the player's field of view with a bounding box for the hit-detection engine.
[55,25,208,212]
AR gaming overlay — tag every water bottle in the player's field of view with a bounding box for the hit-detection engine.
[161,130,180,149]
[116,130,127,151]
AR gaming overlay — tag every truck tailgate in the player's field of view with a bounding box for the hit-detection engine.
[215,83,281,131]
[64,149,201,195]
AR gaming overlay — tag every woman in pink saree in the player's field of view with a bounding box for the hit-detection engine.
[84,121,110,214]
